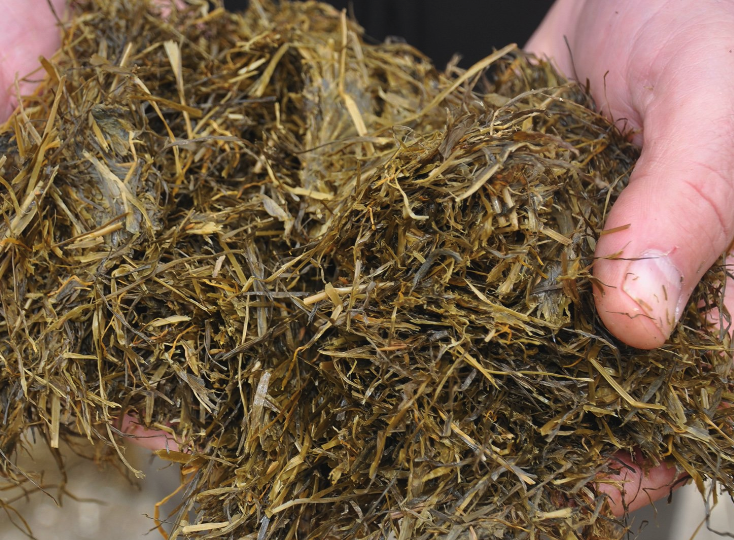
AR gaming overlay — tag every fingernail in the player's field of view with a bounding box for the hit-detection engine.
[622,251,683,338]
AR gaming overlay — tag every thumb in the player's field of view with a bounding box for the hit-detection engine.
[0,0,66,122]
[594,74,734,349]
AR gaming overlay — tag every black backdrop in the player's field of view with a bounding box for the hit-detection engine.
[222,1,553,68]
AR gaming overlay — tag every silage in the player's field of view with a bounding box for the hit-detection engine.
[0,1,733,539]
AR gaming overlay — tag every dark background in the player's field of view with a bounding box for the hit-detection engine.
[221,1,553,68]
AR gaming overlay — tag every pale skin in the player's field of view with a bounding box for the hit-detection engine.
[4,0,733,518]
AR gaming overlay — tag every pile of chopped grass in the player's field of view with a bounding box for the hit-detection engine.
[1,1,733,539]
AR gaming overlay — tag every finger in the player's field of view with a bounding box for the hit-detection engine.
[120,414,180,452]
[524,0,583,77]
[593,51,734,349]
[596,450,684,516]
[0,0,67,122]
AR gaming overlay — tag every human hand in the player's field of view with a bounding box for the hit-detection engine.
[527,0,734,350]
[0,0,66,122]
[527,0,734,515]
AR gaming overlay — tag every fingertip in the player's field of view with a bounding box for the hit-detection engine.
[594,279,668,350]
[120,414,180,452]
[591,168,720,349]
[593,250,684,349]
[596,451,681,516]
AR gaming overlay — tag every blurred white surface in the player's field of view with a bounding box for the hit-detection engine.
[669,482,734,539]
[626,482,734,540]
[0,440,181,540]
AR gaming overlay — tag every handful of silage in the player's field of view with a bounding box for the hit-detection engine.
[1,1,733,539]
